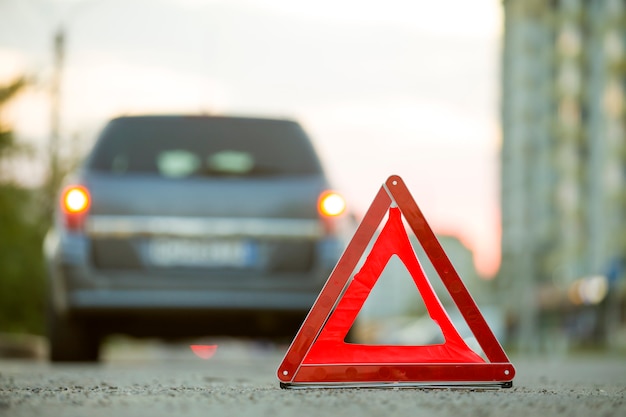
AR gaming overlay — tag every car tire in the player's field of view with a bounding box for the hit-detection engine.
[47,305,100,362]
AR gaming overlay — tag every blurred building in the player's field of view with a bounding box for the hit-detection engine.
[500,0,626,352]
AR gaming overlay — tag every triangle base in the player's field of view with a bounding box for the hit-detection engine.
[285,363,514,387]
[281,381,513,390]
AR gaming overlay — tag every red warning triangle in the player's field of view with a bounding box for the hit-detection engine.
[277,175,515,388]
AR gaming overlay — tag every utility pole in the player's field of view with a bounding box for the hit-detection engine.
[47,26,64,209]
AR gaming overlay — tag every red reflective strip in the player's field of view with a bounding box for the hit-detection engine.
[293,363,515,384]
[302,207,483,365]
[278,187,391,382]
[386,176,510,363]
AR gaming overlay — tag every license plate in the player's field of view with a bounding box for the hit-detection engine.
[147,238,255,268]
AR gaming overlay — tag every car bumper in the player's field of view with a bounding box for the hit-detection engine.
[68,288,318,313]
[64,288,319,339]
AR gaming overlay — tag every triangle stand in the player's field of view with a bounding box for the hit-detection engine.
[277,175,515,389]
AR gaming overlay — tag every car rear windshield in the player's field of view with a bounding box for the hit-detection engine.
[87,116,323,178]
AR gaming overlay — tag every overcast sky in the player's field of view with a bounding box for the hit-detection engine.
[0,0,503,277]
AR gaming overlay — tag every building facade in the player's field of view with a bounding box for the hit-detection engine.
[500,0,626,352]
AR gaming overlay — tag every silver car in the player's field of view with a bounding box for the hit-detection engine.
[44,115,350,361]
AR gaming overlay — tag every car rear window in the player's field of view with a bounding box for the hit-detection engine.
[87,116,323,177]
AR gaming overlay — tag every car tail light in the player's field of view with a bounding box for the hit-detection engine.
[318,191,346,218]
[61,185,90,230]
[318,191,346,234]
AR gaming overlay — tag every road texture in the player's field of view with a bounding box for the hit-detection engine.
[1,339,625,417]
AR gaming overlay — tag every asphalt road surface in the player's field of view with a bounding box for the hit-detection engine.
[1,339,625,417]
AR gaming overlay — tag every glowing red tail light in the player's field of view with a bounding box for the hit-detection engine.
[318,191,346,234]
[61,185,90,230]
[318,191,346,218]
[190,344,218,360]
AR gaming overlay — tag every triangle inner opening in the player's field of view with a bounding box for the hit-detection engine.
[349,254,445,346]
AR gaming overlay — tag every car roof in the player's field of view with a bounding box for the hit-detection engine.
[108,114,300,125]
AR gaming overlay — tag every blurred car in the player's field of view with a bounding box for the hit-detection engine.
[44,115,351,362]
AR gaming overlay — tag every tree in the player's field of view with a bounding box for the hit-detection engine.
[0,77,47,334]
[0,77,28,180]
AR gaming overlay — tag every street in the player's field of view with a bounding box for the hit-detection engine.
[1,339,625,417]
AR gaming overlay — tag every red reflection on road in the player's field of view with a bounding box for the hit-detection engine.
[190,345,218,360]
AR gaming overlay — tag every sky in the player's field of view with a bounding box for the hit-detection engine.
[0,0,504,277]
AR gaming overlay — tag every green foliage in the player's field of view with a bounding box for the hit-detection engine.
[0,78,27,172]
[0,185,47,333]
[0,76,48,334]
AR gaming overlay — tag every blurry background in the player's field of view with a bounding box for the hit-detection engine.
[0,0,624,356]
[499,0,626,354]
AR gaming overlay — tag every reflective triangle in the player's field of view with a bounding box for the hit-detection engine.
[303,207,484,364]
[277,175,515,388]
